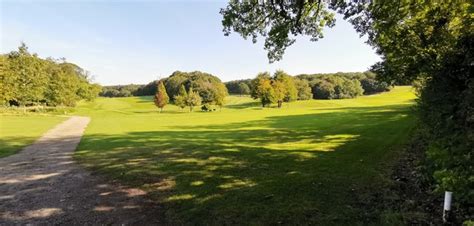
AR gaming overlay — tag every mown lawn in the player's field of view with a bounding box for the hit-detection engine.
[0,115,66,157]
[75,86,416,224]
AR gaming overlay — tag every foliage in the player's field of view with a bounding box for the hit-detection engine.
[360,78,392,95]
[273,70,297,102]
[134,80,159,96]
[1,43,100,107]
[201,104,216,112]
[100,84,143,97]
[174,85,188,110]
[312,79,335,99]
[271,80,286,108]
[221,0,336,62]
[418,33,473,210]
[251,70,299,107]
[293,78,312,100]
[310,75,363,99]
[297,71,390,98]
[238,82,251,96]
[127,71,228,108]
[149,71,229,106]
[251,72,275,107]
[225,79,252,94]
[154,81,169,112]
[185,87,202,112]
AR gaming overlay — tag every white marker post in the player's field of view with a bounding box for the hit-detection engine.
[443,191,453,223]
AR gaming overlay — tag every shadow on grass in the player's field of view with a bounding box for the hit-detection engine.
[74,104,415,225]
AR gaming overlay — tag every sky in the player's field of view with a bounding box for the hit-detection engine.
[1,0,380,85]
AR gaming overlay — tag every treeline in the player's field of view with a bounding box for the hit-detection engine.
[225,71,391,100]
[297,71,392,99]
[0,44,101,107]
[100,71,229,102]
[100,84,142,97]
[225,79,252,96]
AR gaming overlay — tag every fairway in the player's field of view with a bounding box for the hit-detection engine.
[0,115,66,157]
[74,86,416,224]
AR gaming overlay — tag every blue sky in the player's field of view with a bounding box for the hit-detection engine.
[1,0,380,85]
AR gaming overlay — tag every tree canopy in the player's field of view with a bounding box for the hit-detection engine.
[1,43,100,107]
[221,0,336,62]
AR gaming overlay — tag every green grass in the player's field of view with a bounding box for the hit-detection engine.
[74,86,416,224]
[0,115,66,157]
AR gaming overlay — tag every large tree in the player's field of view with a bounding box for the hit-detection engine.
[221,0,336,63]
[251,72,275,107]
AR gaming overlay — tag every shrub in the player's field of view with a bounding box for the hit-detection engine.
[360,78,392,94]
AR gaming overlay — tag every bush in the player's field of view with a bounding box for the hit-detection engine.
[360,78,392,94]
[201,104,216,112]
[418,34,473,213]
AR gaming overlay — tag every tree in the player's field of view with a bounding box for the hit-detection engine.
[174,85,188,111]
[0,54,15,105]
[294,78,312,100]
[271,80,286,108]
[273,70,297,102]
[221,1,335,63]
[251,72,275,107]
[238,83,250,96]
[1,43,100,107]
[214,83,227,110]
[185,87,202,112]
[6,43,48,106]
[154,81,169,112]
[225,79,252,94]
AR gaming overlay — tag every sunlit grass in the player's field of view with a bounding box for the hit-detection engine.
[72,86,417,224]
[0,115,66,157]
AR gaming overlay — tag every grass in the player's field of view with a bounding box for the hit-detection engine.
[0,115,66,157]
[73,86,416,225]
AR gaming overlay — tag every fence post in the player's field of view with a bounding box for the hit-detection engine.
[443,191,452,223]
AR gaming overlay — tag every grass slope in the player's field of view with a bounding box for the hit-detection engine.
[75,86,416,224]
[0,115,66,157]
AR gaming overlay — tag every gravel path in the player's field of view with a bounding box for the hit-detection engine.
[0,116,162,225]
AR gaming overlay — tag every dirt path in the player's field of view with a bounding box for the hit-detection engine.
[0,116,162,225]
